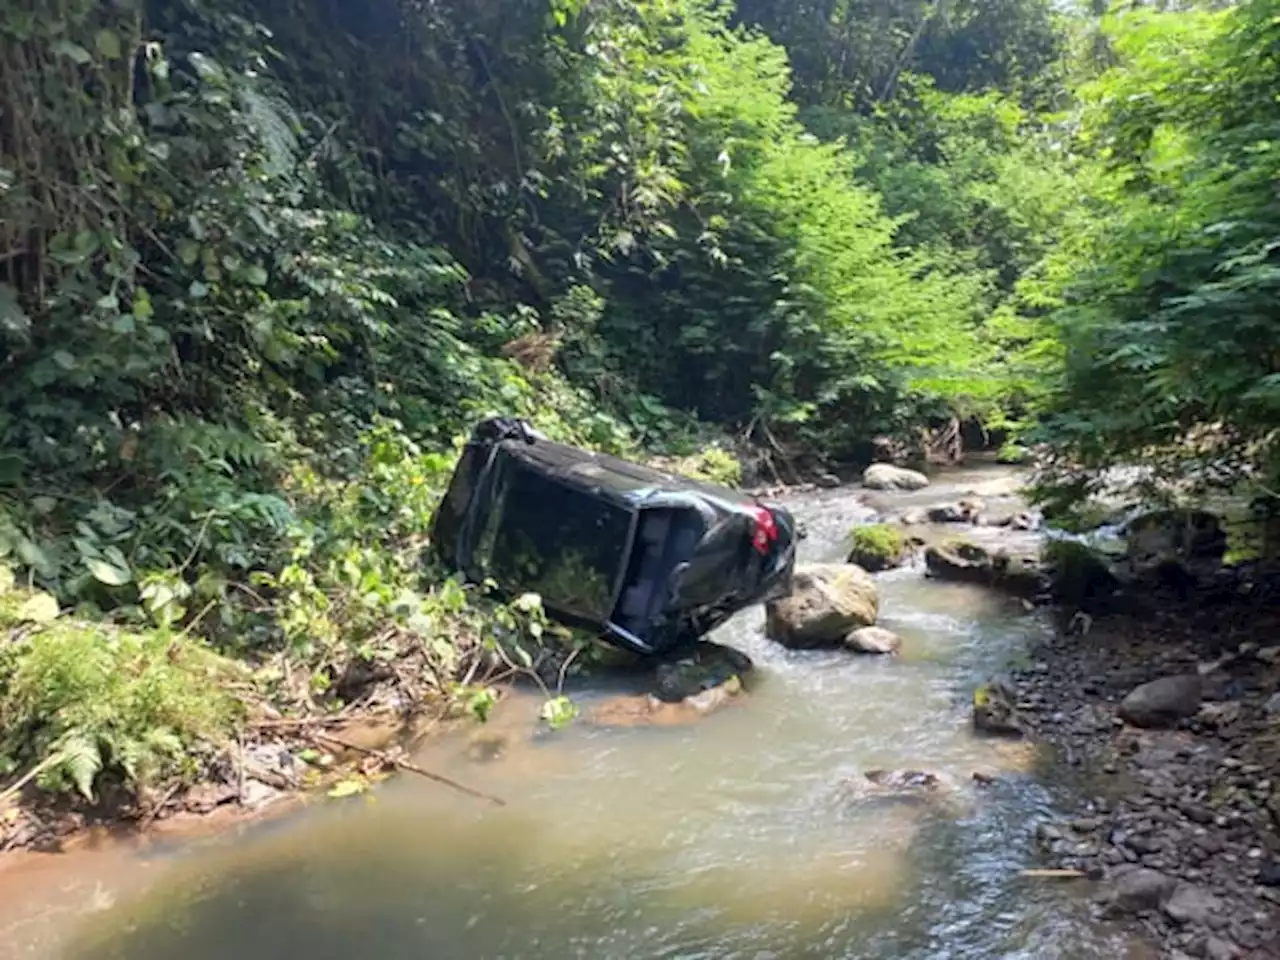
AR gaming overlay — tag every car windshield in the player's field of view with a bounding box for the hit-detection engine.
[472,456,632,621]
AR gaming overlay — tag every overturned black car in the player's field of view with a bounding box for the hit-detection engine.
[430,418,798,655]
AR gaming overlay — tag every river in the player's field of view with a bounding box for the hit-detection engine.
[0,465,1152,959]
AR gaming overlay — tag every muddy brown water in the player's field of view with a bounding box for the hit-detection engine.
[1,465,1150,959]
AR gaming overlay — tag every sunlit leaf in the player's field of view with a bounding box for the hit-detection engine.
[17,592,60,623]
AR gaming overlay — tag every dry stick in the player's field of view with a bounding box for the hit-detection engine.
[0,753,64,807]
[308,731,506,807]
[1020,869,1087,879]
[139,781,183,830]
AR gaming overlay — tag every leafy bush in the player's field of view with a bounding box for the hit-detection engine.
[651,446,745,489]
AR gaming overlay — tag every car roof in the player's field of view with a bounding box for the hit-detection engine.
[498,435,759,512]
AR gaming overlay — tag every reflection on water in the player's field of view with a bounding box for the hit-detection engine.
[12,468,1142,959]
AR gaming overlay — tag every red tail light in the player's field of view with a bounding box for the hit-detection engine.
[750,506,778,555]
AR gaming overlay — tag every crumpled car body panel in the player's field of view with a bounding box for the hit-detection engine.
[430,417,798,655]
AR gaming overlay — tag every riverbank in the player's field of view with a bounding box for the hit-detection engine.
[1010,580,1280,959]
[0,698,461,857]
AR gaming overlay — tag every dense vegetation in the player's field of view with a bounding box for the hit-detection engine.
[1,0,1276,805]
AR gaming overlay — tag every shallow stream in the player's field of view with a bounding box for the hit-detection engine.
[0,466,1149,959]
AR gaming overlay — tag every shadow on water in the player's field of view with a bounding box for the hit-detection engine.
[17,465,1149,960]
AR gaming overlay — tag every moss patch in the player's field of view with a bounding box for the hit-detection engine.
[847,524,908,572]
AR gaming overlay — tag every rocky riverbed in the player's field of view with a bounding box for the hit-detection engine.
[1004,589,1280,960]
[844,458,1280,958]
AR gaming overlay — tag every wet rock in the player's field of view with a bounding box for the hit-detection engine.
[842,626,903,655]
[1119,675,1204,728]
[653,642,753,703]
[898,508,928,526]
[972,680,1025,738]
[765,564,879,649]
[1257,860,1280,887]
[1163,883,1221,925]
[924,540,1048,599]
[1196,701,1243,728]
[1100,867,1178,916]
[862,463,930,492]
[587,684,743,728]
[839,769,961,809]
[927,499,984,524]
[924,539,996,585]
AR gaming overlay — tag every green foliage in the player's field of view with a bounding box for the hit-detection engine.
[0,577,242,799]
[1030,0,1280,499]
[732,0,1066,110]
[4,0,1266,810]
[651,446,745,488]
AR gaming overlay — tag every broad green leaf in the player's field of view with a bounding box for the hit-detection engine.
[87,556,132,587]
[52,41,92,65]
[95,30,123,60]
[60,736,103,802]
[17,592,59,623]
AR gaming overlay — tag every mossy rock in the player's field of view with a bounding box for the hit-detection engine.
[846,523,908,572]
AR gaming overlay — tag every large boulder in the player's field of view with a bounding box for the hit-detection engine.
[1123,509,1227,581]
[863,463,930,492]
[1118,675,1203,728]
[846,523,909,572]
[924,539,995,585]
[925,540,1048,599]
[765,564,879,648]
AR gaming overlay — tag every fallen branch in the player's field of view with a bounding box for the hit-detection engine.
[308,731,506,807]
[139,781,183,830]
[1020,868,1087,879]
[0,752,64,806]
